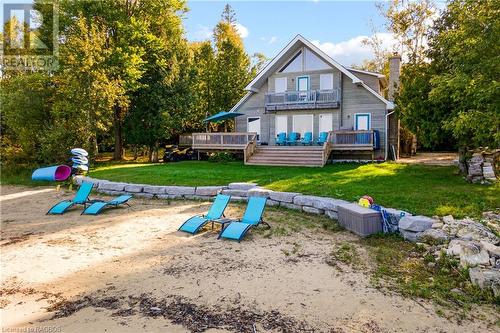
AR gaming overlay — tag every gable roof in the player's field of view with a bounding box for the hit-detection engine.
[239,34,394,109]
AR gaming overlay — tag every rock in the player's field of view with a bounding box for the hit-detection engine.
[399,215,435,232]
[247,188,273,198]
[293,195,320,207]
[325,210,338,220]
[469,267,500,297]
[480,241,500,257]
[195,186,223,196]
[418,229,449,244]
[221,189,248,197]
[229,196,247,202]
[98,190,127,196]
[482,211,500,221]
[142,185,167,195]
[427,262,436,268]
[302,206,324,215]
[447,240,490,267]
[442,215,455,224]
[134,192,155,199]
[313,198,348,211]
[157,194,181,200]
[227,182,257,190]
[280,202,302,211]
[164,186,195,196]
[98,182,127,192]
[455,218,499,244]
[150,306,162,313]
[269,191,300,203]
[400,230,421,242]
[432,222,444,229]
[266,199,280,207]
[124,184,144,193]
[184,195,211,201]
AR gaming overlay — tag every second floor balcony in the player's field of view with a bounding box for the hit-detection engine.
[265,89,340,111]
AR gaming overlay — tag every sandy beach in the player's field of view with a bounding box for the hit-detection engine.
[1,185,498,332]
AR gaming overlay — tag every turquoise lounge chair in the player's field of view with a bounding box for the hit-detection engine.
[317,132,329,145]
[82,195,133,215]
[218,196,269,242]
[178,194,231,234]
[47,181,93,215]
[286,132,300,145]
[276,132,286,145]
[301,132,313,145]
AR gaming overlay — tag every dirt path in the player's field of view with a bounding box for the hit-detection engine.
[0,185,497,332]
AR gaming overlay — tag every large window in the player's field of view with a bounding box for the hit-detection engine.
[275,115,287,135]
[293,115,313,137]
[297,76,309,91]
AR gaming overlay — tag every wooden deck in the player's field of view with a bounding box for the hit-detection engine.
[179,130,377,166]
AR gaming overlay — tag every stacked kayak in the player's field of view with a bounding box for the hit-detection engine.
[71,148,89,174]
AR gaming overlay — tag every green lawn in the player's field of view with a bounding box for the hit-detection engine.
[89,161,499,218]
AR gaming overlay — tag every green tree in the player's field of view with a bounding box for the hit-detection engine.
[211,5,252,124]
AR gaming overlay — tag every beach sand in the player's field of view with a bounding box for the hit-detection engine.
[0,185,497,332]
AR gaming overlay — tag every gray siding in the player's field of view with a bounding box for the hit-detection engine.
[349,72,381,93]
[268,68,342,92]
[341,74,387,159]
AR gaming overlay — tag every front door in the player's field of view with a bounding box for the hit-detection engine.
[355,113,371,130]
[297,76,309,101]
[293,115,313,138]
[247,117,261,141]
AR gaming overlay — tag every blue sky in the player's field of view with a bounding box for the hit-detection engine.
[183,1,390,66]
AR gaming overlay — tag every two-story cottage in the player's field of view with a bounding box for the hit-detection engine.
[188,35,400,166]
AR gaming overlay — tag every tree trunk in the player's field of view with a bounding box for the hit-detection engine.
[113,106,124,160]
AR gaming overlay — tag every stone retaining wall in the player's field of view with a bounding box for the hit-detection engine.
[74,176,356,222]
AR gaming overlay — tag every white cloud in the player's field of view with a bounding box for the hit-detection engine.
[194,24,213,40]
[260,36,277,45]
[311,33,399,67]
[235,22,249,38]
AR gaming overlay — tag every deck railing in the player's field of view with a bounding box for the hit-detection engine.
[330,130,374,150]
[265,89,340,107]
[189,132,257,149]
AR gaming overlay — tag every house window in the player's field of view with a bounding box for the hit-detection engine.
[355,113,371,130]
[320,73,334,90]
[275,77,287,93]
[279,50,303,73]
[275,115,288,135]
[247,117,261,141]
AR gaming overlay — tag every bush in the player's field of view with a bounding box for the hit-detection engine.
[207,151,237,163]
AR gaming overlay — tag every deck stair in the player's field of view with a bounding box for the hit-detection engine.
[246,146,325,167]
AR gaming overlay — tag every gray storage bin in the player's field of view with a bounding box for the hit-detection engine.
[337,203,382,237]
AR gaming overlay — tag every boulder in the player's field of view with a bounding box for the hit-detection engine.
[447,240,490,267]
[134,192,155,199]
[195,186,223,196]
[399,215,435,232]
[455,218,499,244]
[269,191,300,203]
[292,195,318,207]
[302,206,324,215]
[229,196,247,202]
[442,215,455,224]
[247,188,273,198]
[280,202,302,211]
[400,230,421,242]
[164,186,195,196]
[469,267,500,297]
[418,229,449,244]
[98,181,127,192]
[432,222,444,229]
[221,189,248,197]
[157,194,181,200]
[266,199,280,207]
[124,184,144,193]
[480,241,500,258]
[142,186,168,195]
[325,210,338,220]
[312,198,348,211]
[227,182,257,190]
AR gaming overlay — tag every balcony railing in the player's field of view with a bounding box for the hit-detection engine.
[265,89,340,111]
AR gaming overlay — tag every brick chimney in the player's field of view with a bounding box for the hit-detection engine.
[388,53,401,101]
